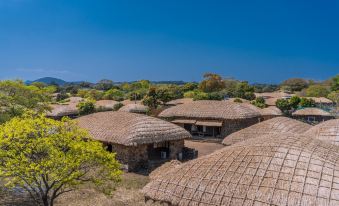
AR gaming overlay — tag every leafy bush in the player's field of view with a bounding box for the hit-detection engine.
[113,102,124,111]
[77,100,95,115]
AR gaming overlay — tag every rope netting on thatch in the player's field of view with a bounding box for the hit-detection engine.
[46,103,79,117]
[159,100,261,120]
[76,111,191,146]
[222,117,312,146]
[143,133,339,206]
[119,104,149,113]
[292,108,332,117]
[149,160,182,180]
[305,119,339,146]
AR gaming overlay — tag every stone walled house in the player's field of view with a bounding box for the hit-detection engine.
[119,103,149,114]
[77,111,191,171]
[222,117,311,146]
[143,133,339,206]
[292,107,334,124]
[159,100,261,138]
[304,119,339,146]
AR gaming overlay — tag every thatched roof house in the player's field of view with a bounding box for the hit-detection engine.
[167,98,193,106]
[121,99,141,105]
[292,107,334,124]
[46,103,79,119]
[119,103,149,114]
[260,106,283,120]
[149,160,182,180]
[159,100,261,138]
[143,133,339,205]
[308,97,333,105]
[77,111,191,171]
[95,100,119,111]
[222,117,311,146]
[304,119,339,146]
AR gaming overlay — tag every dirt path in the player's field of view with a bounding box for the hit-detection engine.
[185,139,225,157]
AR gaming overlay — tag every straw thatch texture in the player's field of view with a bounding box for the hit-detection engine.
[159,100,261,120]
[304,119,339,146]
[143,133,339,206]
[68,96,83,103]
[308,97,333,104]
[119,103,149,113]
[261,106,283,116]
[95,100,119,111]
[222,117,311,146]
[167,98,194,106]
[76,111,191,146]
[46,103,79,118]
[149,160,182,180]
[292,108,332,117]
[121,99,141,105]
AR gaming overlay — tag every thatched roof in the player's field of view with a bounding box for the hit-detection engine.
[304,119,339,146]
[68,96,83,103]
[143,133,339,205]
[46,103,79,117]
[76,111,191,146]
[119,103,149,113]
[225,98,250,103]
[159,100,261,120]
[222,117,311,146]
[121,99,141,105]
[307,97,333,104]
[95,100,119,111]
[167,98,193,106]
[255,91,293,98]
[149,160,182,180]
[261,106,283,116]
[292,108,332,116]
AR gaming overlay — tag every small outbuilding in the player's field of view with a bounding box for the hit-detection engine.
[159,100,261,138]
[292,107,334,124]
[95,100,119,111]
[222,116,311,146]
[260,106,283,121]
[46,103,79,119]
[77,111,191,171]
[304,119,339,146]
[119,103,149,114]
[143,133,339,206]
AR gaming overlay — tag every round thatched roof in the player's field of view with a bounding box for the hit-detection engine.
[222,117,311,146]
[167,98,194,106]
[95,100,119,111]
[46,103,79,117]
[121,99,141,105]
[149,160,182,180]
[143,133,339,206]
[159,100,261,120]
[304,119,339,146]
[261,106,283,116]
[76,111,191,146]
[292,108,332,116]
[119,103,149,113]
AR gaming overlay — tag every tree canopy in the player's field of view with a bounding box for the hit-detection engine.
[0,112,121,206]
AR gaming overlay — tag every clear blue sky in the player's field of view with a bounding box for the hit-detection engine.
[0,0,338,83]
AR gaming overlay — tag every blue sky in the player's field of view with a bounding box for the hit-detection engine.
[0,0,338,83]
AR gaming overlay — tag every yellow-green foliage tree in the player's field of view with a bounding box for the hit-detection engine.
[0,80,52,123]
[0,112,121,206]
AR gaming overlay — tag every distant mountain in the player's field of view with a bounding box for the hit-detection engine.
[26,77,67,85]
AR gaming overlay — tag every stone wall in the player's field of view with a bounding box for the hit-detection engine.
[221,117,260,137]
[111,144,148,172]
[169,139,185,159]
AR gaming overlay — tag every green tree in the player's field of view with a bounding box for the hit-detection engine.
[0,113,121,206]
[330,75,339,91]
[251,97,267,108]
[180,82,198,92]
[234,81,255,100]
[0,80,51,123]
[328,91,339,105]
[95,79,114,91]
[289,96,301,109]
[199,73,225,93]
[77,100,95,115]
[299,97,316,107]
[276,99,291,114]
[142,87,160,109]
[281,78,309,92]
[305,85,330,97]
[103,89,124,101]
